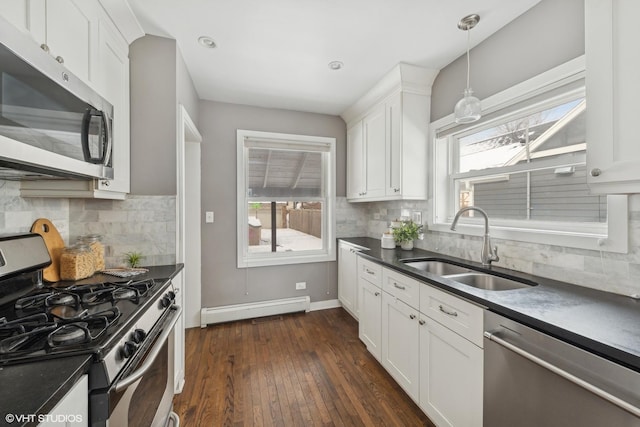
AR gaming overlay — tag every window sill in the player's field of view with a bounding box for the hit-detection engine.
[238,250,336,268]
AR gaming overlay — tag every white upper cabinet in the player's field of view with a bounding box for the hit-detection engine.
[95,6,130,195]
[346,122,364,199]
[585,0,640,194]
[342,63,437,202]
[7,0,142,199]
[0,0,98,86]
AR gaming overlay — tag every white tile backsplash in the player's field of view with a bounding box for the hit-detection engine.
[357,196,640,297]
[0,180,176,268]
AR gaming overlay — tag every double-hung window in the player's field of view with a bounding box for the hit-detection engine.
[431,57,627,253]
[237,130,336,267]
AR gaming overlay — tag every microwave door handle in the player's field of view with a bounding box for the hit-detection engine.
[81,109,112,165]
[101,110,112,166]
[114,305,182,393]
[81,108,94,163]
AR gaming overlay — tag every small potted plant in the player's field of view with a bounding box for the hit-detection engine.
[124,251,144,268]
[392,220,423,250]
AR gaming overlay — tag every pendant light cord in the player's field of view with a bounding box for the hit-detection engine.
[466,28,471,90]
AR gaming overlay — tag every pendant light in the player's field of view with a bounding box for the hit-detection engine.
[454,14,482,124]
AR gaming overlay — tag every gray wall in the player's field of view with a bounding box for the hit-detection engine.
[199,100,346,307]
[129,35,200,195]
[431,0,585,121]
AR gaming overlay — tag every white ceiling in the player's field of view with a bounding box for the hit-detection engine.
[128,0,540,116]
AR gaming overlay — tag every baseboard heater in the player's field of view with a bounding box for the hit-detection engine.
[200,296,311,327]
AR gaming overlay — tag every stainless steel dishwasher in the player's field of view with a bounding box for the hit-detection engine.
[484,311,640,427]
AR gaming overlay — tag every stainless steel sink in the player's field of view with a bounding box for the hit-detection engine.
[444,273,535,291]
[401,259,472,276]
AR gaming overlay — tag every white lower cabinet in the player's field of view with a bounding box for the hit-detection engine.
[338,241,362,319]
[358,263,484,426]
[359,278,382,361]
[381,291,420,401]
[38,375,88,426]
[419,317,483,427]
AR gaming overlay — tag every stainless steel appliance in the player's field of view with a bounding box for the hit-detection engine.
[484,310,640,427]
[0,234,180,426]
[0,15,113,181]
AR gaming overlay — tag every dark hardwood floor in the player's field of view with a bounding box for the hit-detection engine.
[173,307,436,426]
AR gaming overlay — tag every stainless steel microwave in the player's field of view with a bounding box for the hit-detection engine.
[0,15,114,181]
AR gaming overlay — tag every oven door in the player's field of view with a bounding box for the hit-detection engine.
[99,305,181,427]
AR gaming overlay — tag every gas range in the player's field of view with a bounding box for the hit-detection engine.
[0,277,170,366]
[0,233,180,426]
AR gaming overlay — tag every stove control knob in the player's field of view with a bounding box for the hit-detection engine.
[161,296,171,308]
[132,329,147,344]
[121,341,138,359]
[167,291,176,301]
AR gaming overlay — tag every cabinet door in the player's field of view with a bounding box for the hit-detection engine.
[358,278,382,361]
[386,92,402,196]
[95,8,130,195]
[45,0,98,84]
[586,0,640,193]
[363,103,387,199]
[38,375,88,426]
[347,122,365,199]
[419,317,483,427]
[0,1,30,33]
[338,242,359,319]
[381,291,419,401]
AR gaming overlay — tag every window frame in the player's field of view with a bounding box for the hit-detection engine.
[429,56,628,254]
[236,129,337,268]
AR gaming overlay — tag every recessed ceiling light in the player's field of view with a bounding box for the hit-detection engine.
[328,61,344,71]
[198,36,217,49]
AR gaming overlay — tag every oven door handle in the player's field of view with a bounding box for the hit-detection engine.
[484,331,640,418]
[115,304,182,393]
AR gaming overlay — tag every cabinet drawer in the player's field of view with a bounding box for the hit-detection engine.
[382,268,420,310]
[358,257,382,286]
[420,285,484,347]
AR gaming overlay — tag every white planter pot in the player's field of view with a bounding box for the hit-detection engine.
[400,240,414,250]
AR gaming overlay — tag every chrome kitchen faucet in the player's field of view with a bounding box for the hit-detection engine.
[451,206,499,266]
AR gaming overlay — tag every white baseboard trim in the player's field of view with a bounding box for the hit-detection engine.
[200,296,310,327]
[309,299,342,311]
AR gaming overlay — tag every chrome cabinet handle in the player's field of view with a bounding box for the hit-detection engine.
[484,331,640,418]
[40,43,50,53]
[101,180,110,187]
[409,314,416,320]
[393,282,406,290]
[55,55,64,64]
[366,269,375,275]
[439,305,458,317]
[394,188,400,193]
[590,168,602,177]
[419,319,426,325]
[115,305,182,392]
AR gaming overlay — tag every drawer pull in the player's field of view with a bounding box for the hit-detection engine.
[366,269,375,275]
[439,305,458,317]
[374,292,380,296]
[409,314,416,320]
[419,319,426,325]
[393,282,406,290]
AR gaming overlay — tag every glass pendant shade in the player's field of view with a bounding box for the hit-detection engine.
[454,88,482,123]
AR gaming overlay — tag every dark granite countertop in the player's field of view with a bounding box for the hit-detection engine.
[0,264,184,427]
[340,237,640,372]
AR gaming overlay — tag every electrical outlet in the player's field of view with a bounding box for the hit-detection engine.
[296,281,306,290]
[205,211,214,223]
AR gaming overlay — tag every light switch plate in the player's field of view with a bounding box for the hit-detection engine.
[205,211,214,223]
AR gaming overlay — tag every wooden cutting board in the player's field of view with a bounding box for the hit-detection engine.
[30,218,65,282]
